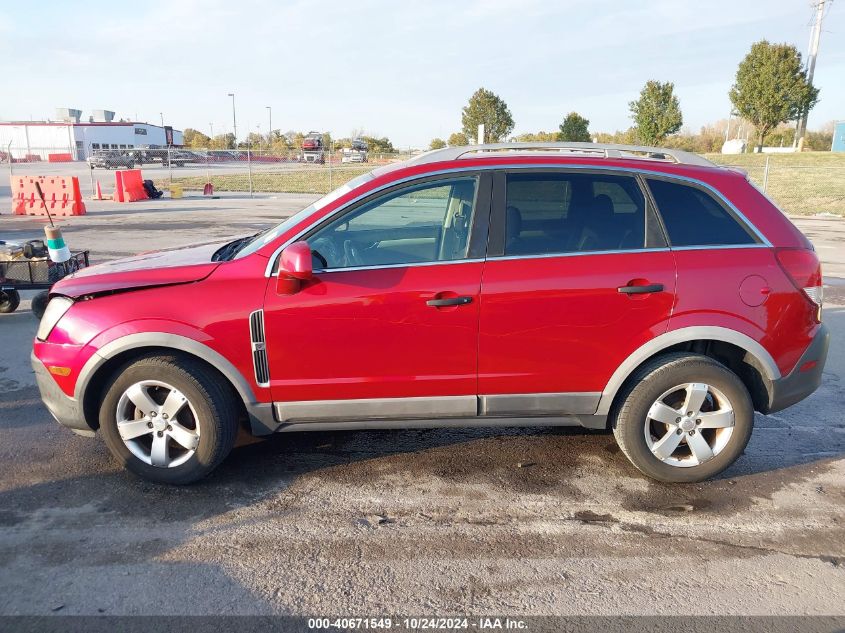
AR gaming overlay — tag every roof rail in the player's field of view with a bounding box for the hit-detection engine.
[406,142,716,168]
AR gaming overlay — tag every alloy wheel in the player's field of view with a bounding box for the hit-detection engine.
[643,382,735,468]
[115,380,200,468]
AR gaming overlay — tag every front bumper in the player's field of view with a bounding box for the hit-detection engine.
[31,352,94,436]
[766,323,830,414]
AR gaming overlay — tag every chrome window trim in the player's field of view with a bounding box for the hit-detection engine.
[263,163,771,277]
[488,247,670,263]
[486,244,769,264]
[669,244,770,252]
[311,258,485,275]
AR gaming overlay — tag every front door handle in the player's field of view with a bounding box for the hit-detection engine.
[427,296,473,307]
[617,283,664,294]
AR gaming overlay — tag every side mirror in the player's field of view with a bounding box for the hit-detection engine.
[276,241,313,295]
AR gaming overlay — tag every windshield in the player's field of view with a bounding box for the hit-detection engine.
[233,172,375,259]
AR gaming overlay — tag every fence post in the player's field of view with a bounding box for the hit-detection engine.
[88,143,96,197]
[167,145,173,185]
[762,155,771,192]
[6,141,12,185]
[328,141,333,191]
[247,143,254,198]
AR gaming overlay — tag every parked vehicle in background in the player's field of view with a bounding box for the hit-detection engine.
[87,150,135,170]
[342,138,368,163]
[133,148,200,167]
[32,142,829,485]
[300,132,325,164]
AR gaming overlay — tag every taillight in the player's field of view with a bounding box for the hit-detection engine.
[775,247,823,318]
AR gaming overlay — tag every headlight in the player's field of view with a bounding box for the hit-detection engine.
[37,296,74,341]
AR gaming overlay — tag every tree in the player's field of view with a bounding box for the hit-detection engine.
[209,133,235,150]
[629,80,683,145]
[461,87,514,143]
[183,128,211,148]
[448,132,469,146]
[514,131,558,142]
[558,112,591,142]
[361,136,394,154]
[729,40,819,150]
[429,138,446,150]
[243,132,265,149]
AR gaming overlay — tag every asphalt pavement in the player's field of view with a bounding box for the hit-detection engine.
[0,191,843,617]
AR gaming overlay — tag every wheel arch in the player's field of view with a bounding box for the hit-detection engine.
[77,333,275,435]
[597,326,779,417]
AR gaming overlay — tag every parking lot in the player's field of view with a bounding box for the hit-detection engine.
[1,187,844,616]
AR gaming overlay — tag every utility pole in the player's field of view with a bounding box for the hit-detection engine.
[266,106,272,150]
[794,0,827,150]
[227,93,237,147]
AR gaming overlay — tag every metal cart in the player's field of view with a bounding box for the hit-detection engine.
[0,250,90,318]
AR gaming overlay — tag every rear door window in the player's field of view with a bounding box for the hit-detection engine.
[503,172,647,256]
[646,178,758,247]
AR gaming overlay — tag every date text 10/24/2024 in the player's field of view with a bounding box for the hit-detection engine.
[307,617,529,630]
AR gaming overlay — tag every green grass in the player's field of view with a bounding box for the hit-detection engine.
[162,165,375,196]
[705,152,845,216]
[161,152,845,217]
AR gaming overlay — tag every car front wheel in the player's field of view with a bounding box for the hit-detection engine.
[100,354,239,484]
[612,353,753,483]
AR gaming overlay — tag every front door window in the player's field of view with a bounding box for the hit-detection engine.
[307,177,478,269]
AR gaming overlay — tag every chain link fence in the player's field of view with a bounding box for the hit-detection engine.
[707,153,845,216]
[136,147,411,196]
[3,141,843,216]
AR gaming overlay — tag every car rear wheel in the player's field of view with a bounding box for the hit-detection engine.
[611,353,753,483]
[99,354,239,485]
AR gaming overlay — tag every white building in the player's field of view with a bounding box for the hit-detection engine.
[0,108,183,161]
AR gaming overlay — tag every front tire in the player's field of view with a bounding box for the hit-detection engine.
[611,353,753,483]
[99,354,239,484]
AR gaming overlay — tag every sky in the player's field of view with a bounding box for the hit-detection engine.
[0,0,842,148]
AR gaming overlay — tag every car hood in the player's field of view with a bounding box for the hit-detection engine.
[52,241,226,299]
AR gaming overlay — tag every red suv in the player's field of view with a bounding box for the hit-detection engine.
[32,143,829,485]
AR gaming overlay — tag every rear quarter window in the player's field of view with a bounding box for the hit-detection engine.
[646,178,758,247]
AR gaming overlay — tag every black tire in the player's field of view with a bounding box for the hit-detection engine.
[31,291,49,319]
[611,353,754,483]
[0,289,20,313]
[99,353,239,485]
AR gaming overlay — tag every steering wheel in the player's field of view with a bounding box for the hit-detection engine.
[343,240,363,266]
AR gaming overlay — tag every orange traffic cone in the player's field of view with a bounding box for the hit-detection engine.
[93,181,103,200]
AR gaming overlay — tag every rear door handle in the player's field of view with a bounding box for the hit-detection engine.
[617,283,664,294]
[427,296,473,307]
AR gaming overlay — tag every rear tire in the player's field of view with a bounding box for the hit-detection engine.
[611,353,754,483]
[0,289,20,313]
[99,354,239,485]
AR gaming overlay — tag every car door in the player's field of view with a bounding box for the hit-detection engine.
[262,173,491,422]
[477,169,676,416]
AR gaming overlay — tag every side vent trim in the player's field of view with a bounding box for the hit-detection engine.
[249,309,270,387]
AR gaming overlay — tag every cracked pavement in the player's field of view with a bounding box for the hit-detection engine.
[0,193,843,615]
